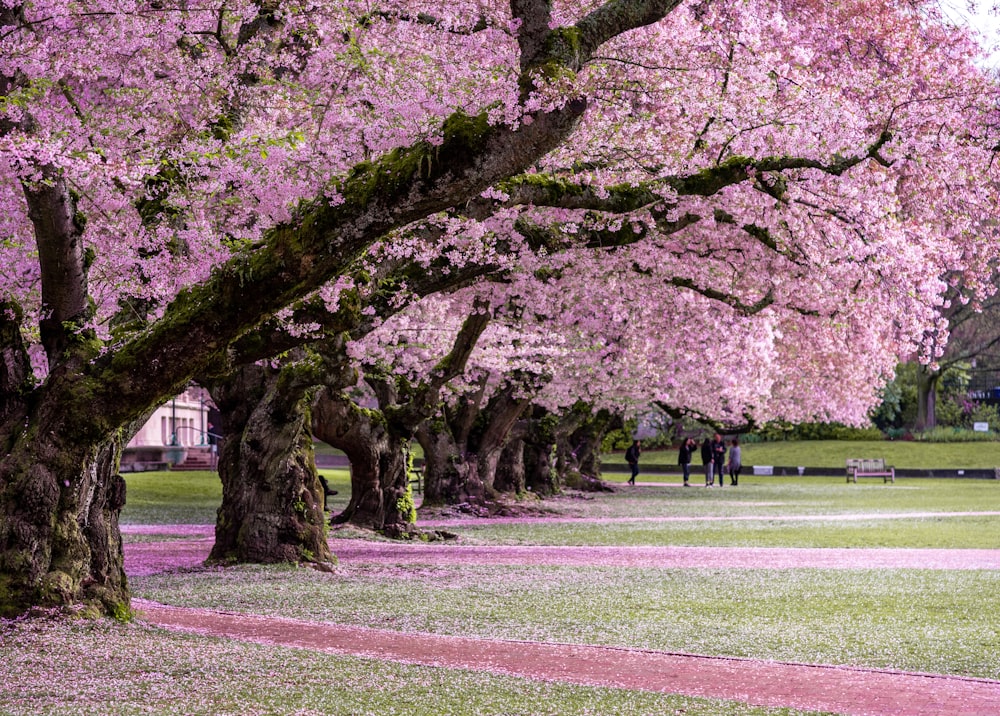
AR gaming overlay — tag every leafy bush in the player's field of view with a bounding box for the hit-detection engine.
[601,419,637,452]
[911,427,998,443]
[935,397,966,428]
[749,422,884,442]
[967,401,1000,430]
[633,432,676,450]
[803,423,884,441]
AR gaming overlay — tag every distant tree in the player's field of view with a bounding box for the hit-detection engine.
[912,275,1000,430]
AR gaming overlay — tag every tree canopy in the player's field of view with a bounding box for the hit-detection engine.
[2,0,1000,615]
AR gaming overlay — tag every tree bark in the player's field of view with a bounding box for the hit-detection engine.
[312,303,491,534]
[563,406,621,481]
[524,436,556,494]
[553,404,618,492]
[312,388,414,536]
[499,406,557,495]
[915,365,940,431]
[206,361,331,565]
[0,173,132,617]
[417,374,534,506]
[417,421,486,506]
[495,435,526,494]
[0,406,130,618]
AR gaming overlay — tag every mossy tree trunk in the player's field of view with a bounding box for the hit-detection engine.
[556,404,621,482]
[312,388,414,535]
[497,405,558,495]
[0,327,152,617]
[205,358,331,565]
[416,422,485,506]
[522,406,559,495]
[0,422,129,618]
[495,435,526,494]
[417,373,536,506]
[524,436,557,494]
[313,302,491,534]
[0,176,135,618]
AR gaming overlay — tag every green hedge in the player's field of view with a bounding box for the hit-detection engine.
[910,427,998,443]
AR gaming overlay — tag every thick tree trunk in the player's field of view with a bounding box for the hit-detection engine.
[498,407,555,495]
[417,375,532,506]
[554,404,618,492]
[0,168,134,616]
[915,365,939,431]
[0,413,129,618]
[416,422,486,506]
[312,303,491,529]
[206,364,331,565]
[570,408,620,480]
[311,388,414,535]
[495,436,526,494]
[524,438,557,495]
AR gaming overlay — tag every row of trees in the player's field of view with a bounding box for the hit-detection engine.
[3,0,1000,617]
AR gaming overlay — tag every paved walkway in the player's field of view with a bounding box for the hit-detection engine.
[125,521,1000,715]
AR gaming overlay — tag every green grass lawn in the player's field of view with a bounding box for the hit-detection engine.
[24,462,995,714]
[138,562,1000,680]
[120,469,353,524]
[121,471,1000,549]
[121,472,1000,680]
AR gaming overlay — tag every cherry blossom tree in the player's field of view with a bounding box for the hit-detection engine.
[2,0,704,616]
[1,0,998,619]
[203,257,492,561]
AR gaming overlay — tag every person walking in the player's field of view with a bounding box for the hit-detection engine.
[625,439,641,485]
[678,437,695,487]
[700,437,713,486]
[728,438,742,486]
[711,433,727,487]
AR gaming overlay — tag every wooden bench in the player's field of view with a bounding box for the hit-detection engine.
[846,458,895,483]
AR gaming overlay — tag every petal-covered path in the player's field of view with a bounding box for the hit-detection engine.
[124,523,1000,715]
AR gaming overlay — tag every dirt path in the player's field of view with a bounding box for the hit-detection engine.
[125,523,1000,715]
[133,597,1000,716]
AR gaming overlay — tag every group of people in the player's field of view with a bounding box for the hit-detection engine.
[624,434,742,487]
[681,434,741,487]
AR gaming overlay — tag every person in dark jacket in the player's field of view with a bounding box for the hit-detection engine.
[700,437,713,487]
[712,433,727,487]
[625,440,641,485]
[677,437,695,486]
[728,438,743,486]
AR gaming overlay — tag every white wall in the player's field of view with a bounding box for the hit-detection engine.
[128,387,211,448]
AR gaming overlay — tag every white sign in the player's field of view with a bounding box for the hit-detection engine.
[974,422,989,432]
[753,465,773,475]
